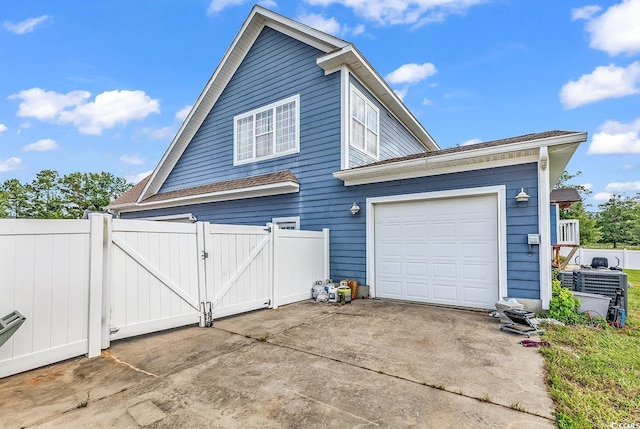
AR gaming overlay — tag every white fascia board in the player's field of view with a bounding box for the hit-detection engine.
[317,46,439,152]
[139,6,344,202]
[334,133,586,186]
[117,181,299,214]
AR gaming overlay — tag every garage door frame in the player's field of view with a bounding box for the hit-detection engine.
[366,185,508,304]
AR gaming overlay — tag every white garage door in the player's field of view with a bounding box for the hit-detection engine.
[374,194,498,309]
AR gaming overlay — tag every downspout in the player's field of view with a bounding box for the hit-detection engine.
[538,146,551,309]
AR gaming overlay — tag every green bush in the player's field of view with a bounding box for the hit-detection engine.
[548,280,588,324]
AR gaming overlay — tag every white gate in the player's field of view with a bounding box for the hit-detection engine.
[109,219,204,341]
[201,224,273,320]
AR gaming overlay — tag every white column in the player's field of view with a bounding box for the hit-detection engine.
[323,228,330,281]
[538,147,552,309]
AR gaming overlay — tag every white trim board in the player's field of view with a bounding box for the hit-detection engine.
[366,185,508,306]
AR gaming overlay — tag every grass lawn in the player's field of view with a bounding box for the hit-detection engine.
[541,269,640,428]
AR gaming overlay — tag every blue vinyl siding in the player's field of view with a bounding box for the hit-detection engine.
[124,162,542,300]
[160,26,340,193]
[349,75,427,168]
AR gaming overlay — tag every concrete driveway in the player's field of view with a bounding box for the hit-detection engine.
[0,300,555,428]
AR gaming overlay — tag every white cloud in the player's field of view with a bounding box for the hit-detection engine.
[10,88,160,135]
[0,124,7,133]
[298,12,342,35]
[588,118,640,154]
[208,0,251,14]
[582,183,594,191]
[422,97,433,106]
[571,5,601,21]
[175,105,192,122]
[3,15,48,35]
[559,62,640,109]
[9,88,91,121]
[623,164,634,170]
[394,88,408,101]
[120,154,145,165]
[138,126,174,140]
[576,0,640,56]
[386,62,437,84]
[297,12,365,36]
[125,170,153,184]
[461,138,482,146]
[303,0,484,26]
[605,181,640,192]
[0,157,22,172]
[593,192,613,201]
[23,138,58,152]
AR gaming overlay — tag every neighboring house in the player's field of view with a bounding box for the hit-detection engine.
[108,5,587,311]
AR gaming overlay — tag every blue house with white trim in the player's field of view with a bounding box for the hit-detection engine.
[108,5,586,311]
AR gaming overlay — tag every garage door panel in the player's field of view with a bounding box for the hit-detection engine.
[405,243,428,258]
[406,282,428,298]
[431,243,457,258]
[431,222,456,238]
[432,284,458,302]
[375,193,498,309]
[405,262,428,277]
[379,279,402,296]
[461,264,494,281]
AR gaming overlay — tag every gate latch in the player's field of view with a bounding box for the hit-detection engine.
[201,251,209,259]
[200,302,213,327]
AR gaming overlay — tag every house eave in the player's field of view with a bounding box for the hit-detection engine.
[317,46,439,153]
[333,132,587,186]
[111,181,300,214]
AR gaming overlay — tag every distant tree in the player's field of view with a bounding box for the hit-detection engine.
[553,170,600,244]
[28,169,65,219]
[1,178,30,218]
[60,172,132,218]
[0,170,132,219]
[596,194,638,248]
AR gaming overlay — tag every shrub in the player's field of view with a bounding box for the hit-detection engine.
[548,280,588,324]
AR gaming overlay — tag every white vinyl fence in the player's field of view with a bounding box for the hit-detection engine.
[560,247,640,269]
[0,215,329,378]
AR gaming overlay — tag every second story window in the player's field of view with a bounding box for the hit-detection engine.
[350,85,379,159]
[234,94,300,165]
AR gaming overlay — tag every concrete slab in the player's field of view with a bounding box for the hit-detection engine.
[0,300,555,428]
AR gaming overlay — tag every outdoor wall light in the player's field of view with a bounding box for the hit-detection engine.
[350,202,360,215]
[515,188,530,203]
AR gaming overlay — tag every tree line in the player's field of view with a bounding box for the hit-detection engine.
[0,169,132,219]
[556,171,640,248]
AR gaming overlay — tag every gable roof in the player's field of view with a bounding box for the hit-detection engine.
[136,5,438,204]
[107,170,299,213]
[334,130,588,186]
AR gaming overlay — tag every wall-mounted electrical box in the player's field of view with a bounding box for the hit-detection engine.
[527,234,540,245]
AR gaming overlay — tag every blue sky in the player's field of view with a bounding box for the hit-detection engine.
[1,0,639,209]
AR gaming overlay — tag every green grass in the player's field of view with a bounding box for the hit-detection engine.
[541,270,640,428]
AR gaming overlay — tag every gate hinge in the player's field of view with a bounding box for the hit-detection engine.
[265,299,271,307]
[201,301,213,327]
[110,327,120,335]
[201,251,209,259]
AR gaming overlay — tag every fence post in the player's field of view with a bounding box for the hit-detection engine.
[323,228,330,281]
[270,223,279,309]
[623,248,628,269]
[88,214,106,358]
[101,214,113,350]
[196,221,208,327]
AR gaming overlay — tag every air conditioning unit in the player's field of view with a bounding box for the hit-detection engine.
[558,271,575,290]
[573,269,628,315]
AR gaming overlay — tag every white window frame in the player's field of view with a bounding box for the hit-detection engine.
[233,94,300,166]
[272,216,300,230]
[349,84,379,160]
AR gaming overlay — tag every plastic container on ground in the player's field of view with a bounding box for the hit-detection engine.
[570,291,611,318]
